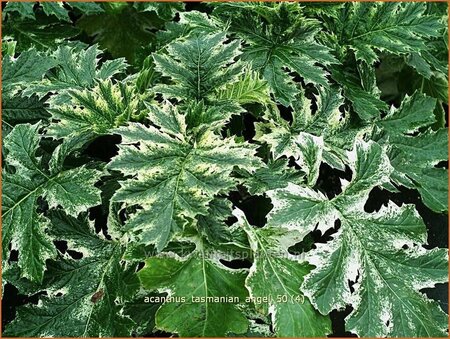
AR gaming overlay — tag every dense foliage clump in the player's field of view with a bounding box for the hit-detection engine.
[2,2,448,337]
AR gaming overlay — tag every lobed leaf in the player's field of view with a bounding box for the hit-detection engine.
[268,140,448,337]
[108,103,262,251]
[2,124,102,282]
[4,212,140,337]
[139,238,249,336]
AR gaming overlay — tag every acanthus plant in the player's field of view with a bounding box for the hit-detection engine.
[1,1,448,338]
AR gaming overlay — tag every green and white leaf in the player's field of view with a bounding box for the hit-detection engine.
[267,140,448,337]
[337,3,444,65]
[1,3,448,338]
[3,2,35,19]
[213,2,337,105]
[183,100,244,135]
[197,197,233,245]
[375,92,448,212]
[330,64,388,120]
[2,48,55,135]
[68,2,105,15]
[24,44,127,103]
[3,16,80,52]
[2,48,57,93]
[41,2,71,22]
[133,2,184,21]
[267,140,389,261]
[215,68,271,105]
[157,10,221,46]
[4,211,140,337]
[256,87,353,173]
[153,32,242,102]
[2,124,102,282]
[108,103,262,251]
[47,79,138,140]
[239,158,304,196]
[236,209,332,337]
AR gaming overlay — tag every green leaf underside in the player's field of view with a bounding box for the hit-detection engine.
[76,4,170,63]
[139,240,249,336]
